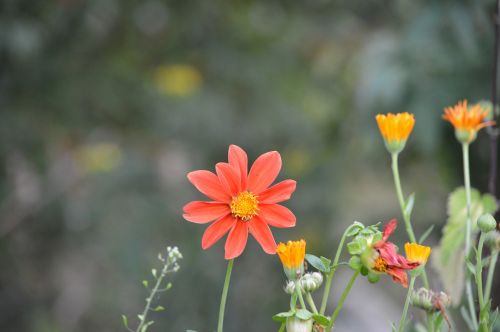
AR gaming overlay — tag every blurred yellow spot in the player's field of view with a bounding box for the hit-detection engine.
[154,64,202,97]
[285,148,312,177]
[78,143,122,173]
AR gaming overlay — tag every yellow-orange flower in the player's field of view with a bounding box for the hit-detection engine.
[404,243,431,265]
[276,240,306,280]
[376,113,415,154]
[442,100,495,143]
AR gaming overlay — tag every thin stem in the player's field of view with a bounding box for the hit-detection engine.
[476,234,486,310]
[319,229,349,314]
[306,293,318,314]
[217,259,234,332]
[136,261,170,332]
[397,276,416,332]
[391,153,430,288]
[290,292,298,311]
[462,143,479,330]
[328,271,359,329]
[278,322,285,332]
[296,283,307,310]
[485,250,499,301]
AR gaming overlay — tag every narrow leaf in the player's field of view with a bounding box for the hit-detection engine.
[405,193,415,217]
[121,314,128,328]
[418,225,434,244]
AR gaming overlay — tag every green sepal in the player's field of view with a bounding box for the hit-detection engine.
[295,309,313,320]
[312,314,331,326]
[272,311,295,323]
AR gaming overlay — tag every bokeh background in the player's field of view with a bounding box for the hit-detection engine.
[1,0,499,331]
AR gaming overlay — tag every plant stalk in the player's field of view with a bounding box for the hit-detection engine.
[328,271,359,329]
[397,276,416,332]
[217,259,234,332]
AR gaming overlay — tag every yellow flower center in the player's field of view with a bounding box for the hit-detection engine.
[230,191,259,221]
[373,256,388,272]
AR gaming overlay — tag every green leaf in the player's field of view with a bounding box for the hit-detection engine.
[465,260,476,276]
[272,311,295,323]
[320,256,332,269]
[121,314,128,328]
[152,305,165,312]
[305,254,329,272]
[418,224,434,244]
[348,256,362,271]
[312,314,331,326]
[295,309,313,320]
[138,314,145,321]
[433,187,498,305]
[141,320,154,332]
[405,193,415,217]
[151,269,157,278]
[142,280,149,288]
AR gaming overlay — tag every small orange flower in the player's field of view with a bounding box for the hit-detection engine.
[276,239,306,280]
[404,243,431,265]
[442,100,495,143]
[376,113,415,154]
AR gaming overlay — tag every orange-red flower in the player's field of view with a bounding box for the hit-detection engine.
[183,145,297,259]
[442,100,495,143]
[375,113,415,154]
[372,219,420,288]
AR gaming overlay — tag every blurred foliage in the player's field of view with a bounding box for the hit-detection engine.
[0,0,499,331]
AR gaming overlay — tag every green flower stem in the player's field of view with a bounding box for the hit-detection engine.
[391,153,430,288]
[463,143,473,256]
[135,258,171,332]
[475,233,486,310]
[296,283,307,310]
[217,259,234,332]
[290,292,298,311]
[278,322,285,332]
[328,270,359,329]
[306,293,318,314]
[484,250,499,301]
[462,143,478,330]
[319,229,349,314]
[397,276,416,332]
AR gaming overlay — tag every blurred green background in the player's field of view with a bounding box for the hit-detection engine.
[1,0,499,331]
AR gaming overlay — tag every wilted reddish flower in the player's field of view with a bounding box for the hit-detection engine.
[372,219,420,287]
[183,145,297,259]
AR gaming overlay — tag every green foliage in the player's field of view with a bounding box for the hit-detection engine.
[305,254,330,273]
[433,187,498,305]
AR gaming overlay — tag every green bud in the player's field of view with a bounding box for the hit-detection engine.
[485,231,500,251]
[478,213,497,233]
[348,256,362,271]
[367,271,380,283]
[411,288,451,312]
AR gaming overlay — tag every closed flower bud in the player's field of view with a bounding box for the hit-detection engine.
[485,231,500,251]
[411,288,451,312]
[299,272,324,293]
[286,317,313,332]
[284,280,296,295]
[478,214,497,233]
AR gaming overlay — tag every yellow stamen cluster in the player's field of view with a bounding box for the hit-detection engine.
[373,256,388,272]
[230,191,259,221]
[376,113,415,142]
[442,100,495,143]
[404,243,431,264]
[276,240,306,270]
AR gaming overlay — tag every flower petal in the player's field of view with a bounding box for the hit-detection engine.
[228,145,248,189]
[382,218,397,242]
[183,201,230,223]
[216,162,241,196]
[248,151,282,194]
[224,220,248,259]
[187,170,231,203]
[258,204,296,228]
[386,267,409,288]
[248,216,277,254]
[258,180,296,204]
[202,214,237,250]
